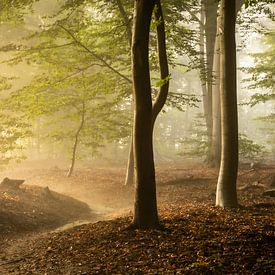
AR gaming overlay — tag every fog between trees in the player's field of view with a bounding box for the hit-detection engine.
[0,1,274,222]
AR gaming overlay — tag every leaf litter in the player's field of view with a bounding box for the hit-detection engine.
[0,164,274,274]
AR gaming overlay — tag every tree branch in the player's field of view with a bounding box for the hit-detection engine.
[115,0,132,45]
[152,0,170,123]
[58,24,132,84]
[182,3,205,29]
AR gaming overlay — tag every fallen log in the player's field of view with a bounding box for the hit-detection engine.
[0,177,25,189]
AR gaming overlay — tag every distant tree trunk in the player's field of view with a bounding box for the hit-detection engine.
[116,0,135,186]
[35,118,41,159]
[210,0,244,168]
[199,4,208,137]
[131,0,159,229]
[210,7,221,168]
[67,102,85,177]
[124,135,134,185]
[125,0,169,187]
[216,0,238,208]
[205,0,218,164]
[199,1,217,164]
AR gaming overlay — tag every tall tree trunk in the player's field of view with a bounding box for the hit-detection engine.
[202,0,219,164]
[210,7,221,168]
[67,102,85,177]
[124,0,169,186]
[199,4,208,137]
[131,0,159,229]
[210,0,244,168]
[216,0,238,208]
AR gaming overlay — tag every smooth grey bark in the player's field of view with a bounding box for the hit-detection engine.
[205,0,218,163]
[210,0,244,168]
[216,0,238,208]
[199,0,218,164]
[199,4,208,136]
[124,135,134,186]
[131,0,159,229]
[210,8,221,168]
[67,102,85,177]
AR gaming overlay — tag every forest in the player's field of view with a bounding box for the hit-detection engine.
[0,0,274,274]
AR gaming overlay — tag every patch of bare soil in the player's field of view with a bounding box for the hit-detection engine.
[0,164,274,274]
[0,184,93,237]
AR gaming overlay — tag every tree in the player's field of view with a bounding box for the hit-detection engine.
[210,9,221,169]
[216,0,239,208]
[124,0,201,185]
[131,0,160,229]
[202,0,219,165]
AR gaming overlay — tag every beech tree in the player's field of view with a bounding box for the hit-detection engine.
[210,9,222,169]
[125,0,169,186]
[216,0,239,208]
[131,0,160,229]
[200,0,219,165]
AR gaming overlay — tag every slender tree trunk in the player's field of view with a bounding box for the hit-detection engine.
[204,0,218,163]
[124,134,134,185]
[115,0,135,186]
[199,4,208,136]
[131,0,159,229]
[210,7,221,168]
[67,102,85,177]
[216,0,238,208]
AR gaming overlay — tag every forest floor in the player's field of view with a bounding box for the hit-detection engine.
[0,162,274,274]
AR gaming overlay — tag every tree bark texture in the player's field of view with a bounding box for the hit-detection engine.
[205,0,218,163]
[210,6,221,168]
[131,0,159,228]
[124,0,169,187]
[216,0,239,208]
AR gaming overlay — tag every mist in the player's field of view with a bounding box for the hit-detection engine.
[0,1,274,274]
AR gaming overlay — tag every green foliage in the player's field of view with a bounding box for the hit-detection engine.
[0,76,13,91]
[239,134,265,160]
[242,30,275,106]
[0,76,31,167]
[177,116,266,160]
[0,112,31,168]
[165,92,200,112]
[177,114,209,157]
[244,0,275,8]
[155,75,171,88]
[0,0,37,24]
